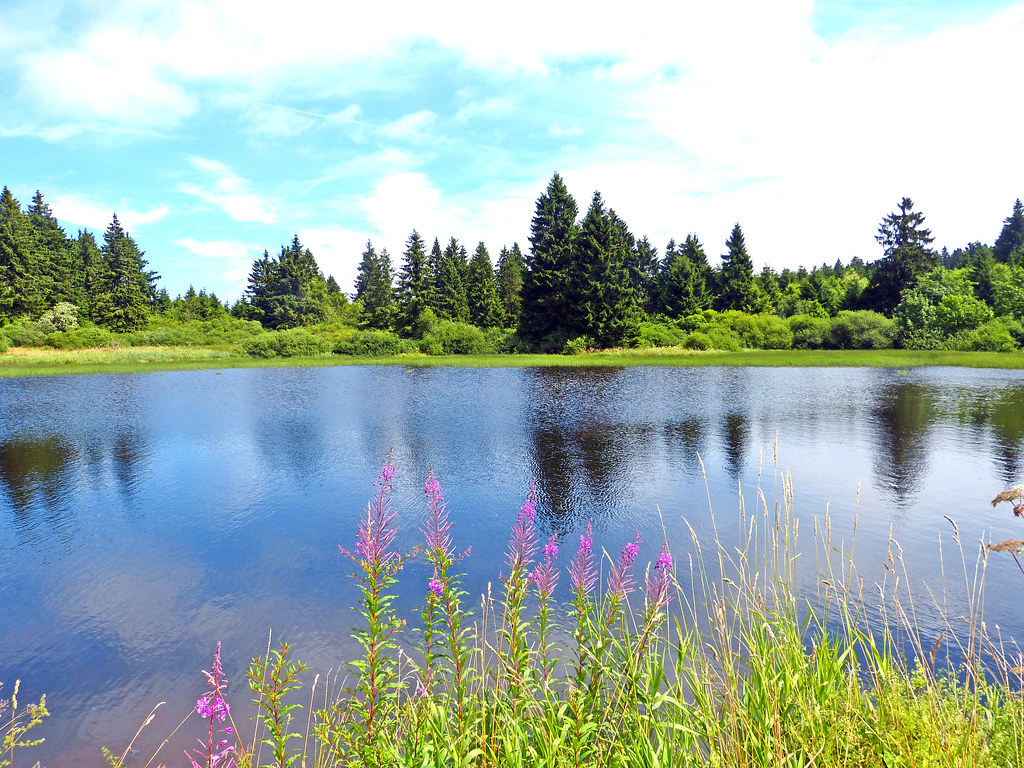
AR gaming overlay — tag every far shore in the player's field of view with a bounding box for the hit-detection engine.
[4,345,1024,378]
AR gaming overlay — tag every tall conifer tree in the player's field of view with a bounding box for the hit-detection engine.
[496,243,524,326]
[717,223,757,312]
[520,173,579,344]
[994,199,1024,264]
[466,241,502,327]
[863,198,936,314]
[435,237,469,322]
[397,230,429,335]
[92,214,150,331]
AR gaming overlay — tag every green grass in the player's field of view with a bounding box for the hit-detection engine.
[4,345,1024,378]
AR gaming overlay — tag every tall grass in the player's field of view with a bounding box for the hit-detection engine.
[8,457,1024,767]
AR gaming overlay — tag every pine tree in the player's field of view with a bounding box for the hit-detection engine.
[466,241,502,327]
[354,240,396,329]
[520,173,579,344]
[660,233,711,317]
[994,199,1024,264]
[243,236,328,328]
[863,197,936,315]
[74,230,103,318]
[92,214,150,331]
[717,223,757,312]
[496,243,524,326]
[26,191,68,305]
[628,235,659,313]
[0,187,48,320]
[425,237,444,314]
[435,237,469,322]
[397,230,429,335]
[567,192,638,347]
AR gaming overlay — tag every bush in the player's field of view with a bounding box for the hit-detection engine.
[637,321,688,348]
[829,310,896,350]
[563,336,595,355]
[483,327,519,354]
[38,302,79,334]
[45,326,113,349]
[242,329,333,358]
[788,315,832,350]
[420,321,495,355]
[683,331,713,350]
[718,311,793,349]
[0,335,7,354]
[335,330,406,357]
[949,321,1018,352]
[1,322,45,348]
[706,328,742,351]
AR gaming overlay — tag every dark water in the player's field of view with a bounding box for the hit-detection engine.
[1,365,1023,764]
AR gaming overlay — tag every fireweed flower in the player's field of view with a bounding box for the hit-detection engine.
[428,578,443,598]
[646,542,674,614]
[340,451,405,576]
[187,642,235,768]
[607,530,643,601]
[530,535,560,598]
[569,521,598,597]
[506,483,540,578]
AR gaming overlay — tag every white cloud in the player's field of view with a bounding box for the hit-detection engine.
[455,97,515,122]
[173,237,260,262]
[549,124,583,139]
[298,228,371,292]
[49,195,170,232]
[179,156,278,224]
[379,110,438,141]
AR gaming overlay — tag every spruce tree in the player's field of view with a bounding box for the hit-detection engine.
[354,240,396,329]
[425,237,444,314]
[496,243,524,326]
[567,192,638,347]
[520,173,579,345]
[466,241,502,327]
[74,230,103,318]
[435,237,469,322]
[863,197,936,315]
[994,199,1024,264]
[27,191,67,305]
[243,236,328,329]
[660,233,711,317]
[397,230,429,335]
[92,214,149,331]
[628,235,659,313]
[0,187,47,320]
[717,223,757,312]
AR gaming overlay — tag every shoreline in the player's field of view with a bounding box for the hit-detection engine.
[4,345,1024,377]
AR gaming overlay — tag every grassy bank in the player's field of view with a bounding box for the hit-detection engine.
[8,460,1024,768]
[4,345,1024,377]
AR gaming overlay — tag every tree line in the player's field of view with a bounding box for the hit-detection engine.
[2,176,1024,352]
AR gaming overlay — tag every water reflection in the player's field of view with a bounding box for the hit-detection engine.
[870,382,934,507]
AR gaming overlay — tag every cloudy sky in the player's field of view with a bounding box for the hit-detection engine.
[1,0,1022,299]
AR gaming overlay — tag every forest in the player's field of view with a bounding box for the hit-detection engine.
[1,174,1023,358]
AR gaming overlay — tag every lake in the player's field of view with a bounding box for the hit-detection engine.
[1,364,1022,764]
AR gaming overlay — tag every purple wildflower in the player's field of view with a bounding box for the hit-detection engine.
[530,534,560,597]
[607,530,642,601]
[428,578,443,598]
[341,451,404,575]
[421,467,455,561]
[506,482,540,577]
[569,520,598,597]
[646,541,674,614]
[186,642,236,768]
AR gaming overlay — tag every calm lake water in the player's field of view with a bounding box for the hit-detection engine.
[2,364,1023,764]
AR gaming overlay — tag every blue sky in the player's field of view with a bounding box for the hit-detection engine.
[1,0,1022,300]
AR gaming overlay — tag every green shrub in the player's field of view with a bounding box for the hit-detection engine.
[829,310,896,350]
[787,315,832,349]
[949,321,1018,352]
[637,321,687,348]
[718,311,793,349]
[563,336,595,355]
[420,320,494,355]
[242,329,333,358]
[683,331,713,350]
[483,326,519,354]
[335,330,406,357]
[38,302,79,334]
[1,322,45,347]
[706,328,742,351]
[0,335,7,354]
[45,326,113,349]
